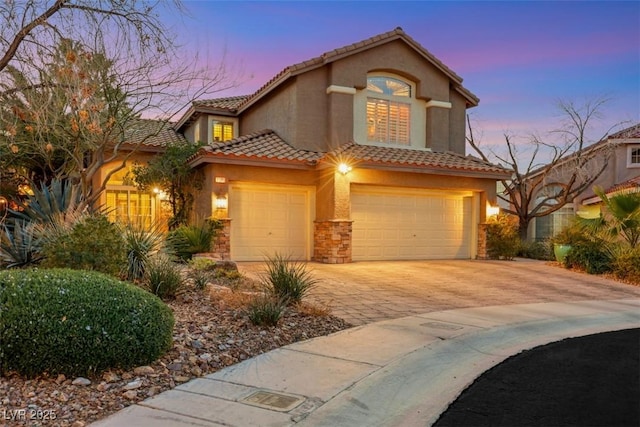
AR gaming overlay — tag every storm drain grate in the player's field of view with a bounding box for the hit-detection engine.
[242,390,304,412]
[421,321,464,331]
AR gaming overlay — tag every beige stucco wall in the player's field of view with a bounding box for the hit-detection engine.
[193,162,496,225]
[241,80,298,146]
[239,39,473,155]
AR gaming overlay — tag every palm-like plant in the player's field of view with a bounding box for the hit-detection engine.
[0,219,41,268]
[121,222,166,281]
[585,188,640,248]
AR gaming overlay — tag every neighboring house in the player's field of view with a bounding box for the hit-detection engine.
[172,27,509,263]
[531,123,640,240]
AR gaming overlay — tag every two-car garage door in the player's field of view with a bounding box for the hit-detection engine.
[351,185,473,261]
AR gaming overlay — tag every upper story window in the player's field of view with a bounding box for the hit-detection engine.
[628,145,640,168]
[366,76,411,145]
[212,120,234,143]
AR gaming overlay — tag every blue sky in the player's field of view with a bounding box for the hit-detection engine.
[165,1,639,149]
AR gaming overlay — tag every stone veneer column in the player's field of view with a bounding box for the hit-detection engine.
[212,219,231,260]
[476,223,488,260]
[313,220,353,264]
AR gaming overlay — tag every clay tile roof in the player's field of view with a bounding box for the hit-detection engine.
[196,130,323,163]
[237,27,477,111]
[124,119,186,148]
[331,142,509,175]
[193,96,250,112]
[608,123,640,139]
[602,175,640,194]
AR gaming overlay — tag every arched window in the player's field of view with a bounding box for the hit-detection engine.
[366,76,412,145]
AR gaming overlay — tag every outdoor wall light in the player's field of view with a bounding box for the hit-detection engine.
[486,204,500,217]
[215,195,228,210]
[337,163,352,175]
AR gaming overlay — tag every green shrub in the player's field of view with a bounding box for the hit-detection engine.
[247,293,286,326]
[0,268,174,378]
[121,222,166,281]
[611,248,640,284]
[166,219,221,260]
[260,253,317,304]
[187,258,213,290]
[486,214,521,260]
[40,214,126,276]
[144,254,184,299]
[563,240,613,274]
[518,239,554,261]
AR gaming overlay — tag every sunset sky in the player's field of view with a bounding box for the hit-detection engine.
[166,1,639,150]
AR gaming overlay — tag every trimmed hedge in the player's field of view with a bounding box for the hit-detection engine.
[0,269,174,378]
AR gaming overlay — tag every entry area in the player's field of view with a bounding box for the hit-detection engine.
[351,185,475,261]
[229,183,314,261]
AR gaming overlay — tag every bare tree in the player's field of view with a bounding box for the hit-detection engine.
[0,1,239,208]
[467,97,620,240]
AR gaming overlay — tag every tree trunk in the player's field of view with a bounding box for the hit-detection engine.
[518,218,530,242]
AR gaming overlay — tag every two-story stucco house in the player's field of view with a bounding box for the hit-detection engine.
[170,28,508,263]
[531,123,640,240]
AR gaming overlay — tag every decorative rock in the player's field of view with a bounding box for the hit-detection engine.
[103,372,120,383]
[173,375,190,383]
[133,366,155,375]
[191,340,204,349]
[96,382,109,392]
[72,377,92,386]
[123,390,138,400]
[58,392,69,402]
[147,386,161,397]
[124,380,143,390]
[55,374,66,384]
[199,353,212,362]
[167,363,182,371]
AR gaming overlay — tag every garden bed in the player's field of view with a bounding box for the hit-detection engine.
[0,282,351,426]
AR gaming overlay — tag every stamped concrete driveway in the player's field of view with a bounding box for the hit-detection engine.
[238,259,640,325]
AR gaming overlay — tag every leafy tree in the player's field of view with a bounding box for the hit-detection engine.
[467,97,620,240]
[130,142,204,229]
[0,1,238,210]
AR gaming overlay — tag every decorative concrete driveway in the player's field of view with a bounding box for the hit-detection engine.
[238,259,640,325]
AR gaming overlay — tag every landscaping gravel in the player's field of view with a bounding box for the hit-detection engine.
[0,285,351,426]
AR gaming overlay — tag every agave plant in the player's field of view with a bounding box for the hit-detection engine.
[0,219,41,268]
[12,179,84,224]
[121,222,167,281]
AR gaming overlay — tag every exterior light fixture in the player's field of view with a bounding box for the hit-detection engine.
[153,187,161,194]
[337,163,352,175]
[215,195,228,210]
[486,204,500,217]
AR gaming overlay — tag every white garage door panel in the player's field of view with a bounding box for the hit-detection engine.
[230,185,312,261]
[352,188,472,261]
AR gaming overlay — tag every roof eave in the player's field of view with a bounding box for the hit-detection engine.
[188,153,317,170]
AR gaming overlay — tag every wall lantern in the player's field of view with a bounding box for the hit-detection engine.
[337,163,352,175]
[0,196,7,211]
[215,195,228,210]
[486,204,500,218]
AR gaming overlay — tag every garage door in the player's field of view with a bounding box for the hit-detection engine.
[229,183,313,261]
[352,185,473,261]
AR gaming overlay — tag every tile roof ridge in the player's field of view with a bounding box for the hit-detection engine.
[236,27,471,111]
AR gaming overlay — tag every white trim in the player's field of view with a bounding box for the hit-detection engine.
[425,100,452,109]
[326,85,356,95]
[626,144,640,168]
[207,116,239,143]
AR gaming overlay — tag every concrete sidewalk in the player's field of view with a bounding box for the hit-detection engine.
[92,298,640,427]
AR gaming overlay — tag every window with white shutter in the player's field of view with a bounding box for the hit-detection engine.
[366,77,411,145]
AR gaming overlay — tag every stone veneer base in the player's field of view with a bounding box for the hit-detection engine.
[313,220,353,264]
